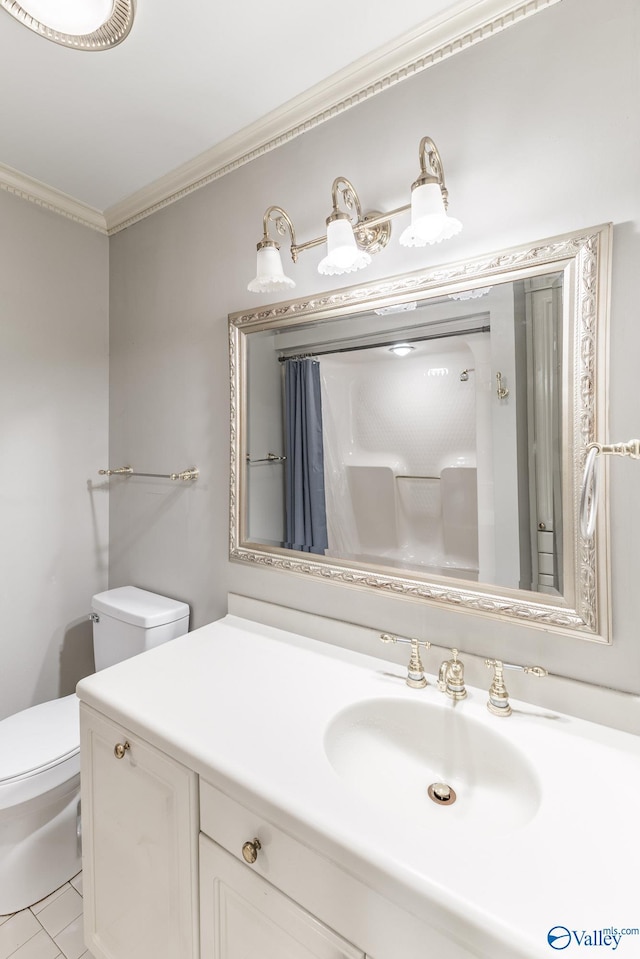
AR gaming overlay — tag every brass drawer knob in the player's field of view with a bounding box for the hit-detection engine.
[114,741,130,759]
[241,838,262,864]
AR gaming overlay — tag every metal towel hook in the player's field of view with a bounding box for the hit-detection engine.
[496,371,509,399]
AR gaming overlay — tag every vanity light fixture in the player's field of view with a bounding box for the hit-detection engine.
[0,0,135,50]
[247,136,462,293]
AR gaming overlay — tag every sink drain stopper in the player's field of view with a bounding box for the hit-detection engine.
[427,782,457,805]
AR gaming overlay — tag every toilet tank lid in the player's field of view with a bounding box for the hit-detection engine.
[92,586,189,628]
[0,694,79,783]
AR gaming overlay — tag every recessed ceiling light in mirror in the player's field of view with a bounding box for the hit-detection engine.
[388,344,415,357]
[0,0,135,49]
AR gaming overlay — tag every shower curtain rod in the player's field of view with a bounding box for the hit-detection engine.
[278,324,491,361]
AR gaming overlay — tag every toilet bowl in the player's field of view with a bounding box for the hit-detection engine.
[0,586,189,915]
[0,695,81,915]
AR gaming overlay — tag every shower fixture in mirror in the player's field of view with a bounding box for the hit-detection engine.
[230,224,612,642]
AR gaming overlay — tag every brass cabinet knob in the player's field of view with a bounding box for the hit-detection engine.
[114,741,130,759]
[241,838,262,864]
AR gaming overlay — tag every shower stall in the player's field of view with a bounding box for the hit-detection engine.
[319,335,487,580]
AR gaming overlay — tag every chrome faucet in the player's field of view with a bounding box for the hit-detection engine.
[437,648,467,700]
[485,659,548,716]
[379,633,431,688]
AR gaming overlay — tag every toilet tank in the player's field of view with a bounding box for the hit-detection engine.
[91,586,190,672]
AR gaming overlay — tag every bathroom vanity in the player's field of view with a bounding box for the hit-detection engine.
[77,612,640,959]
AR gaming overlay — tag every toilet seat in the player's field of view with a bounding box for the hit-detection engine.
[0,694,80,811]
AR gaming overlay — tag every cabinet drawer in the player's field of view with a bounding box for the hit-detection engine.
[199,780,478,959]
[201,778,321,891]
[200,835,363,959]
[201,778,351,925]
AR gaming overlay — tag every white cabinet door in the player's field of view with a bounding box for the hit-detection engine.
[200,834,365,959]
[80,704,199,959]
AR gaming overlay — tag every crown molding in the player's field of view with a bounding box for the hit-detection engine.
[1,0,561,234]
[104,0,561,235]
[0,161,107,233]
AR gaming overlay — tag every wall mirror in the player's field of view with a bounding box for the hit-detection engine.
[229,225,611,642]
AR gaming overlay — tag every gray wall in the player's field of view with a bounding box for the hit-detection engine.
[0,192,109,719]
[108,0,640,693]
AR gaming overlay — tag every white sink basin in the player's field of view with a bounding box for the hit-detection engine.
[324,697,541,834]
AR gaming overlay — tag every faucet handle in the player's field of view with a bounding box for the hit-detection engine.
[379,634,431,689]
[485,659,547,716]
[521,665,548,677]
[437,648,467,700]
[485,659,510,716]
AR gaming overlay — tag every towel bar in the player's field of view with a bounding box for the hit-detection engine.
[246,453,286,464]
[98,466,199,481]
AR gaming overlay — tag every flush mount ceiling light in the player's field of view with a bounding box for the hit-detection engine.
[0,0,135,50]
[247,136,462,293]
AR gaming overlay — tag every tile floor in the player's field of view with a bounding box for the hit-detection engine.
[0,874,93,959]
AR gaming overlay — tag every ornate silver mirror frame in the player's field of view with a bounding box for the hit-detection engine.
[229,224,612,643]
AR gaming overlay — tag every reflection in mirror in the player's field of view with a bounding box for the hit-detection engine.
[244,275,564,595]
[230,226,611,641]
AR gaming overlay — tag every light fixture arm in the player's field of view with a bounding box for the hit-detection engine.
[259,205,299,261]
[330,177,365,223]
[416,135,449,208]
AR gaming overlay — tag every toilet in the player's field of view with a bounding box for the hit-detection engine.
[0,586,189,915]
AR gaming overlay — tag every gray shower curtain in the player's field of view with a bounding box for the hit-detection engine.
[284,358,329,554]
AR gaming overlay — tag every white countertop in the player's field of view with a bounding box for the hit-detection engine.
[77,615,640,959]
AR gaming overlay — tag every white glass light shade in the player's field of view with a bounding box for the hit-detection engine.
[318,218,371,276]
[247,245,295,294]
[15,0,113,33]
[399,182,463,247]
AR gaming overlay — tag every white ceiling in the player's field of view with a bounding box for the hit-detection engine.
[0,0,557,230]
